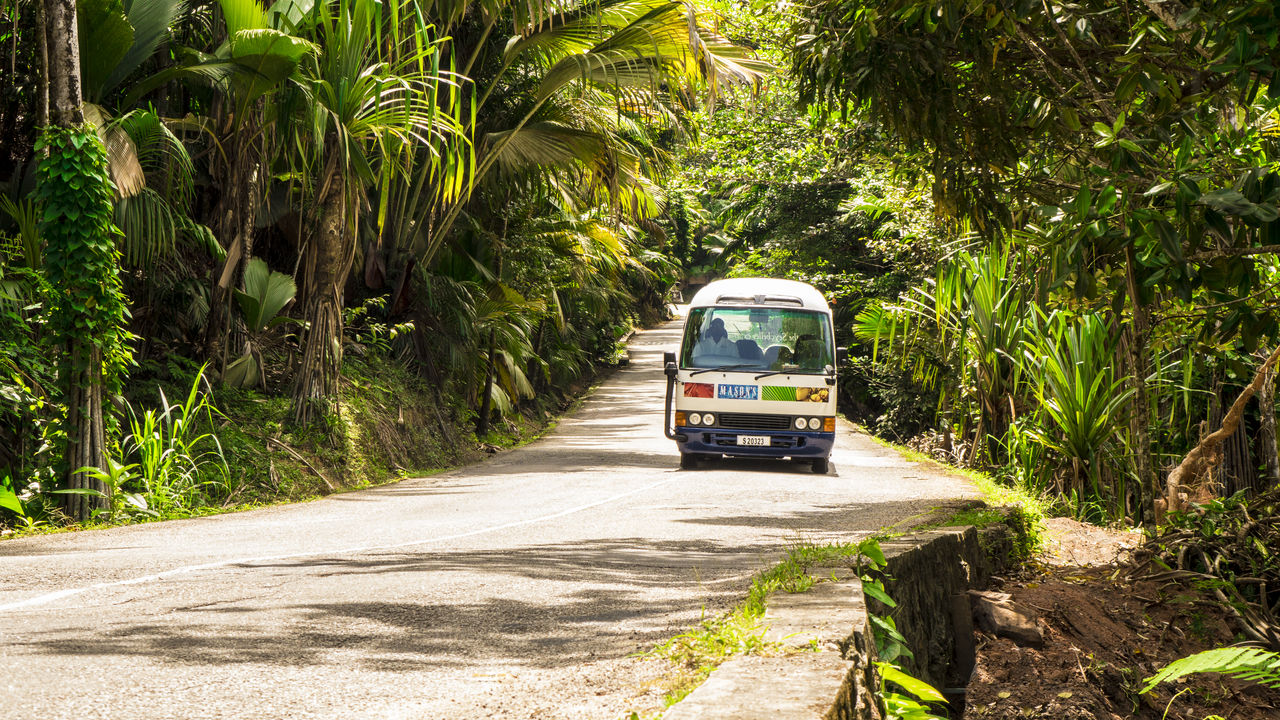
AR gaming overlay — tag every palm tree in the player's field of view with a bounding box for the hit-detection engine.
[419,0,769,265]
[123,0,318,366]
[287,0,468,424]
[38,0,131,519]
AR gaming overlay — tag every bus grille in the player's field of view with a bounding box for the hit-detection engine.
[717,413,793,431]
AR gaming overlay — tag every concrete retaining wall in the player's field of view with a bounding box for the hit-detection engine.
[873,525,1011,690]
[663,524,1010,719]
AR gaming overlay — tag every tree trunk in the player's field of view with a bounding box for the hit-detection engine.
[62,344,108,519]
[205,107,262,369]
[292,166,349,425]
[1124,244,1157,529]
[42,0,81,127]
[528,319,545,393]
[43,0,109,519]
[1160,345,1280,520]
[477,329,496,437]
[36,0,49,127]
[1259,364,1279,486]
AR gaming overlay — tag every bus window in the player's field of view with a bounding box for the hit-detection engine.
[681,307,833,372]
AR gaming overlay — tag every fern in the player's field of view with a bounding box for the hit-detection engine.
[1142,647,1280,694]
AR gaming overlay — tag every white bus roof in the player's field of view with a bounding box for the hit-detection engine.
[687,278,831,313]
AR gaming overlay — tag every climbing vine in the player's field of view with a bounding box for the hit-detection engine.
[34,125,131,477]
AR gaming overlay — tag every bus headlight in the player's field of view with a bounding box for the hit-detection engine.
[689,413,702,426]
[702,413,715,426]
[808,417,822,431]
[794,417,807,430]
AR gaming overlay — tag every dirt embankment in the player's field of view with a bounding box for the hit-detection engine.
[965,519,1280,719]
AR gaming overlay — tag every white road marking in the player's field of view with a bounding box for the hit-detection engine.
[0,476,683,613]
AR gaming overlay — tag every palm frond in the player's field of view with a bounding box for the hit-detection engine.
[116,109,198,210]
[115,187,177,268]
[218,0,268,34]
[484,122,607,175]
[106,0,187,96]
[84,104,147,198]
[77,0,135,101]
[1143,647,1280,694]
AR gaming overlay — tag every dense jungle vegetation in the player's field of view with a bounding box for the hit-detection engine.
[1,0,772,526]
[3,0,1280,572]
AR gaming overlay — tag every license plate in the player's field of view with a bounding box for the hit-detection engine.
[736,435,770,447]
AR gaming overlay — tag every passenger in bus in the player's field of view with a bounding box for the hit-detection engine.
[794,334,823,369]
[694,318,738,359]
[767,345,793,369]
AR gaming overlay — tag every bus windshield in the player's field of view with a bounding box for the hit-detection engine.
[680,306,834,373]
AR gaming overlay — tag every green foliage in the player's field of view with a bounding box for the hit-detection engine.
[0,474,25,517]
[225,257,298,389]
[76,0,134,102]
[36,125,133,472]
[1,0,759,526]
[0,196,41,267]
[344,295,414,357]
[1142,647,1280,694]
[850,539,947,720]
[120,368,230,515]
[855,246,1026,462]
[877,662,947,720]
[36,126,130,379]
[62,457,148,522]
[0,265,53,483]
[1021,311,1134,512]
[789,0,1280,524]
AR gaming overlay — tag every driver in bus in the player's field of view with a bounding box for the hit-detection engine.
[694,317,738,359]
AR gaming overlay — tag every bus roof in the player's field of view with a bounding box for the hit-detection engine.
[687,278,831,313]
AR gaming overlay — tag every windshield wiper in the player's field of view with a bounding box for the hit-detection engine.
[755,365,836,380]
[753,369,787,380]
[689,363,757,377]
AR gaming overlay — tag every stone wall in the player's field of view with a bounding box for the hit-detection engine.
[663,523,1012,718]
[873,525,1011,689]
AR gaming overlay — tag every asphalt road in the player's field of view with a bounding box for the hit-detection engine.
[0,320,976,720]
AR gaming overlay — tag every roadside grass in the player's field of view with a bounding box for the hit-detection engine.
[859,430,1049,561]
[643,434,1055,712]
[1,350,599,538]
[647,537,885,706]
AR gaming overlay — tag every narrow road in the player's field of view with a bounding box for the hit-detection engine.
[0,321,976,720]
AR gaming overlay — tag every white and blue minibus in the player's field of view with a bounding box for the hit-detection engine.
[663,278,843,473]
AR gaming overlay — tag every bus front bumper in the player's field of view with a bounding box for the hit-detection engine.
[675,430,834,459]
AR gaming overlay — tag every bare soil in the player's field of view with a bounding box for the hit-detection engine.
[964,518,1280,719]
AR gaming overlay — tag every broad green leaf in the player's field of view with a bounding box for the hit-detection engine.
[0,484,24,517]
[77,0,135,101]
[862,580,897,607]
[878,662,946,702]
[218,0,268,34]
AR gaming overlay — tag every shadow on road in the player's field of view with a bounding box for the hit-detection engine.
[15,499,947,671]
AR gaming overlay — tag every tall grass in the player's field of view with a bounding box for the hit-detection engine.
[1020,311,1133,518]
[123,368,231,514]
[855,241,1152,521]
[854,245,1026,464]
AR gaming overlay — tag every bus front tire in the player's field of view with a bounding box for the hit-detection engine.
[680,452,698,470]
[811,457,829,474]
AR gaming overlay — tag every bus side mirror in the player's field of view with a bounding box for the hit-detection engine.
[836,347,849,363]
[663,351,678,378]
